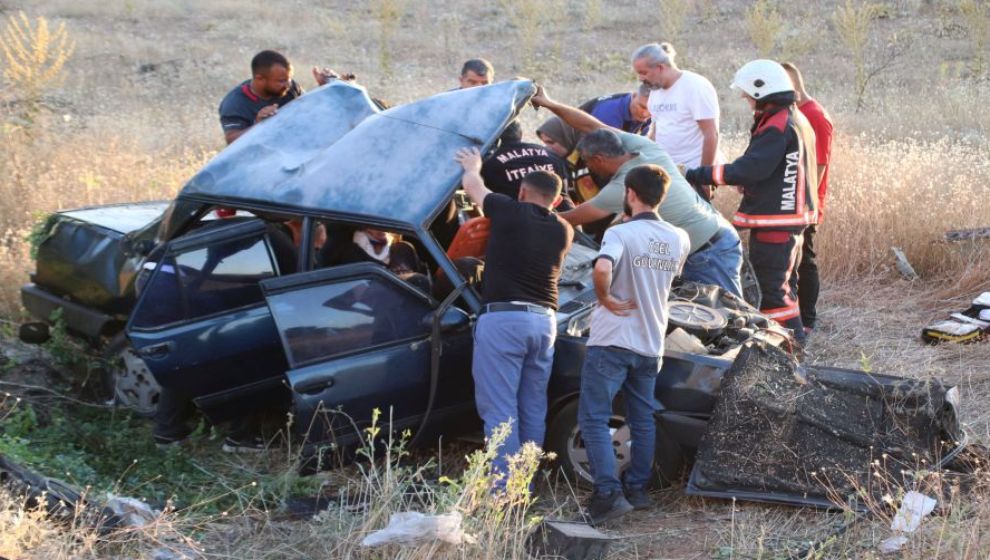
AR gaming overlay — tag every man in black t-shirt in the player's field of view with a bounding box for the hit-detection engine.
[455,147,574,489]
[481,120,570,202]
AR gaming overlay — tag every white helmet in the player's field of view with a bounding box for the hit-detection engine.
[731,59,794,99]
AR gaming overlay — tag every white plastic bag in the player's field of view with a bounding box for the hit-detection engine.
[877,491,937,553]
[361,511,466,547]
[105,493,159,527]
[889,491,936,533]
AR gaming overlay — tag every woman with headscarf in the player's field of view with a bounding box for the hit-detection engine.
[536,116,613,240]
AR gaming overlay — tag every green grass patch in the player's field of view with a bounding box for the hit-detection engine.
[0,398,322,515]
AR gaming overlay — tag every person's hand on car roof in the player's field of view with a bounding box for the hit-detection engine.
[530,84,554,110]
[455,147,483,174]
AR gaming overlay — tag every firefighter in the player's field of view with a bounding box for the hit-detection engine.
[685,60,818,342]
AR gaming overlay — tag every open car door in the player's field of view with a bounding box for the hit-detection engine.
[260,263,475,457]
[125,220,293,422]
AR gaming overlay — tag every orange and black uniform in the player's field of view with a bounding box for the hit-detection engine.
[686,103,817,336]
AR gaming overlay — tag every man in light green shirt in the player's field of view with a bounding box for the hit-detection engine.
[530,86,743,296]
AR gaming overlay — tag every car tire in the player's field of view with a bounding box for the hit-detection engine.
[18,322,51,344]
[545,397,682,489]
[99,334,162,418]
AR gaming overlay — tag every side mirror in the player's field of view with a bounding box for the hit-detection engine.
[421,307,471,334]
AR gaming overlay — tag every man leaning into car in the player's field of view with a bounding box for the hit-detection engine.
[455,147,574,491]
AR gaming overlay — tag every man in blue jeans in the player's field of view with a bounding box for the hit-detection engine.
[455,147,574,490]
[578,164,690,525]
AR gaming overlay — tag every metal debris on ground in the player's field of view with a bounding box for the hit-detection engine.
[921,292,990,344]
[891,247,919,280]
[686,342,962,509]
[526,520,614,560]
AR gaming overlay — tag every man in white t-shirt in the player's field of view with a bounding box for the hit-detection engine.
[632,42,722,200]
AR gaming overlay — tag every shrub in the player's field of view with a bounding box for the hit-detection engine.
[0,12,75,116]
[959,0,989,78]
[745,0,783,57]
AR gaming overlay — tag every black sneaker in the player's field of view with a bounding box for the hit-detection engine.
[585,489,634,526]
[222,436,266,454]
[624,486,654,510]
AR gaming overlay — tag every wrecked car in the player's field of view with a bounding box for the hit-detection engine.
[20,79,964,506]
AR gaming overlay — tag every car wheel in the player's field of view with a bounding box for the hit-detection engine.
[546,398,682,489]
[100,334,161,417]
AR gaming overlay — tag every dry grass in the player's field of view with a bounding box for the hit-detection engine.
[0,0,989,558]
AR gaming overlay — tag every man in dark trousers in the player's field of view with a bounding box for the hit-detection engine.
[783,62,833,335]
[579,164,689,525]
[455,147,574,490]
[481,120,570,202]
[219,50,341,144]
[685,60,818,343]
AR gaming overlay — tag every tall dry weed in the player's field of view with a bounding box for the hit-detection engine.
[959,0,990,77]
[744,0,783,57]
[498,0,565,75]
[371,0,406,78]
[0,11,75,114]
[657,0,692,47]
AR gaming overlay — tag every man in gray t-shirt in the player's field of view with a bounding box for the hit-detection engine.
[577,164,689,526]
[530,85,742,297]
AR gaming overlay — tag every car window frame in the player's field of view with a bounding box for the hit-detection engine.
[128,220,285,332]
[260,262,438,369]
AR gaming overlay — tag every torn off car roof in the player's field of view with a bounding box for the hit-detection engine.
[175,79,536,232]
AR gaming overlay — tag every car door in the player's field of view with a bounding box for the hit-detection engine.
[260,263,474,451]
[125,220,294,422]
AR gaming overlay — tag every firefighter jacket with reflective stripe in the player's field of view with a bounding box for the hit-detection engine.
[686,105,818,231]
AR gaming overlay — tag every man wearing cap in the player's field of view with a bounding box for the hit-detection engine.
[455,147,574,489]
[530,85,743,297]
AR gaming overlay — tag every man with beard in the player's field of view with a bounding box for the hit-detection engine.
[632,42,723,201]
[219,50,342,144]
[578,164,689,525]
[530,85,743,297]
